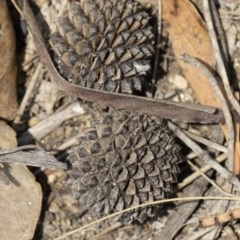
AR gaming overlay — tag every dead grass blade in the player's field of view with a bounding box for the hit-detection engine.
[180,53,234,172]
[54,196,240,240]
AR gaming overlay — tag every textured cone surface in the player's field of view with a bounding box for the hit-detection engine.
[49,0,153,94]
[51,0,183,222]
[68,108,182,222]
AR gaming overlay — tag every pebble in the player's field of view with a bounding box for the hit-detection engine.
[227,24,237,55]
[28,116,39,127]
[168,74,188,90]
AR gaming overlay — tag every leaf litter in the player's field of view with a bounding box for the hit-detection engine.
[3,0,240,239]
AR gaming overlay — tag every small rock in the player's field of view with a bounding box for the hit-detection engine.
[179,92,194,103]
[28,116,39,127]
[35,81,60,114]
[172,95,180,102]
[168,74,188,89]
[164,89,176,99]
[226,24,237,55]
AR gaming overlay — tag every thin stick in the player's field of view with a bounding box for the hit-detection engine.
[54,196,240,240]
[57,133,83,151]
[209,1,229,67]
[183,130,227,153]
[186,160,233,197]
[0,145,67,169]
[152,0,162,96]
[203,0,240,118]
[180,53,234,172]
[10,0,23,17]
[19,103,85,144]
[14,63,42,124]
[178,153,227,189]
[168,122,239,188]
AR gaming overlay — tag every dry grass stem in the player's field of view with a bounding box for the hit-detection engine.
[184,130,228,153]
[203,0,240,117]
[152,0,162,96]
[208,1,229,66]
[22,55,38,69]
[179,153,227,189]
[187,152,199,159]
[10,0,23,17]
[14,63,42,124]
[186,160,235,197]
[180,53,234,172]
[56,133,84,151]
[54,196,240,240]
[168,121,239,187]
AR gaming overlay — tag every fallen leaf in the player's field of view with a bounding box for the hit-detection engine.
[0,122,42,240]
[162,0,218,107]
[0,0,18,120]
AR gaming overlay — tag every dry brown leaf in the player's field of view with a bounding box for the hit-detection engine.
[0,122,42,240]
[0,0,18,120]
[162,0,218,107]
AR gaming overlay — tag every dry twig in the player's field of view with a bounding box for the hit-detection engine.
[19,102,85,144]
[152,0,162,96]
[203,0,240,118]
[160,176,210,240]
[0,145,67,169]
[54,196,240,240]
[168,122,239,188]
[14,63,42,124]
[203,0,240,176]
[183,130,227,153]
[178,153,227,189]
[186,160,234,197]
[180,53,234,172]
[10,0,23,16]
